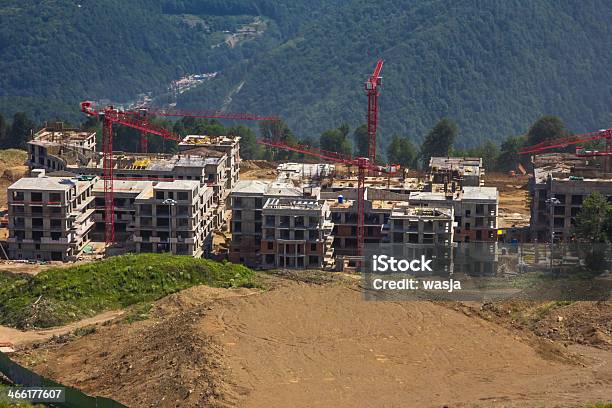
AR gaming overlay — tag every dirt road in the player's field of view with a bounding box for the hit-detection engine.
[0,310,124,347]
[15,279,611,408]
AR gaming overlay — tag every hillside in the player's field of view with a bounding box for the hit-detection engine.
[0,253,255,329]
[2,0,612,148]
[179,0,612,148]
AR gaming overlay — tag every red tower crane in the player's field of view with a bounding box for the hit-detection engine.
[365,59,384,164]
[81,101,280,245]
[257,138,398,257]
[131,107,281,154]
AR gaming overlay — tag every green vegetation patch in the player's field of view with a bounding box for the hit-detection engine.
[0,254,255,329]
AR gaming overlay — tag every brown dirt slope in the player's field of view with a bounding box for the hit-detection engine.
[15,279,611,408]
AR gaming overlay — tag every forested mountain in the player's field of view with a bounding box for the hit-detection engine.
[2,0,612,149]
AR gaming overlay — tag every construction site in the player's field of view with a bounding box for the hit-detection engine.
[0,62,610,408]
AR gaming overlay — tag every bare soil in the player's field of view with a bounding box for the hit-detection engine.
[12,274,611,408]
[0,149,28,211]
[239,160,277,180]
[0,310,124,347]
[485,172,531,228]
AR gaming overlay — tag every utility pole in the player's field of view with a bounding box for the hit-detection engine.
[546,197,561,271]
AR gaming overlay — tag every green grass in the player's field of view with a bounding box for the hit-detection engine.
[0,253,256,329]
[573,404,612,408]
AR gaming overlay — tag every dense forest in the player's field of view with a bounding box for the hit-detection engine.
[1,0,612,152]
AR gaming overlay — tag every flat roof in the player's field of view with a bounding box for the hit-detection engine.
[9,176,76,191]
[8,176,93,191]
[391,205,453,218]
[232,180,270,195]
[265,182,303,197]
[264,197,324,210]
[461,186,498,201]
[409,191,449,201]
[93,179,152,193]
[154,180,200,190]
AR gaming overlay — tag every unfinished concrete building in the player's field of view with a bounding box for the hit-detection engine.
[133,181,215,257]
[27,124,96,172]
[28,131,239,227]
[409,187,498,243]
[228,180,268,267]
[178,135,241,195]
[386,206,454,245]
[324,190,393,256]
[92,180,152,242]
[260,198,334,269]
[7,171,97,261]
[428,157,483,187]
[7,173,216,259]
[530,154,612,242]
[228,179,310,267]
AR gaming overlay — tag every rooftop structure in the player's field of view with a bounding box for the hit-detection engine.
[27,124,97,171]
[178,135,241,193]
[276,163,335,184]
[428,157,483,187]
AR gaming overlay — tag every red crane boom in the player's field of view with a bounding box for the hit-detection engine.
[81,101,279,245]
[365,59,384,165]
[519,128,612,154]
[258,138,398,257]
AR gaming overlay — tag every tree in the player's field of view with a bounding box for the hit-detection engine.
[497,134,526,172]
[386,134,417,168]
[259,119,299,160]
[320,124,352,156]
[574,191,611,243]
[353,124,369,157]
[420,118,458,167]
[228,125,262,160]
[457,139,501,171]
[0,113,8,148]
[574,191,612,273]
[526,115,569,147]
[7,112,36,149]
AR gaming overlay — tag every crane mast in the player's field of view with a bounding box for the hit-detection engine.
[365,59,384,166]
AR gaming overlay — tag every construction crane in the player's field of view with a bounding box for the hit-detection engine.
[365,59,384,165]
[519,128,612,155]
[258,138,398,258]
[128,107,280,154]
[81,102,182,245]
[81,101,280,245]
[519,127,612,171]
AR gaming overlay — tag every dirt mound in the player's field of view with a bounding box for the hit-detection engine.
[531,301,612,347]
[18,287,258,408]
[240,160,277,172]
[474,300,612,349]
[14,280,612,408]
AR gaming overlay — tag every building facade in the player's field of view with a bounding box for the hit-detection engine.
[7,171,97,261]
[133,181,216,257]
[260,198,334,269]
